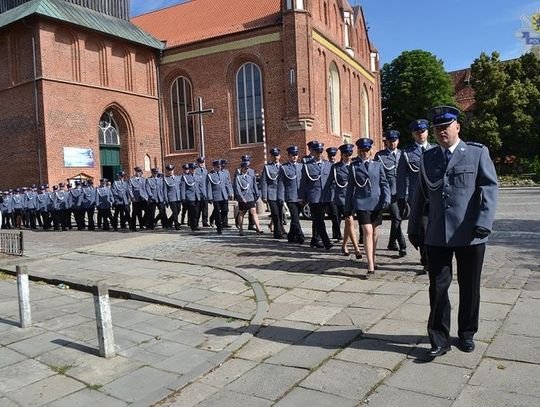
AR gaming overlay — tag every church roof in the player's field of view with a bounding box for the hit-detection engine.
[0,0,164,49]
[132,0,282,49]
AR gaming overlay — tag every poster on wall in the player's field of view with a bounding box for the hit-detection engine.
[63,147,95,168]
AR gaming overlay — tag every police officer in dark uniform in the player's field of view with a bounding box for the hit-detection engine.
[376,130,407,257]
[111,171,130,230]
[96,178,114,230]
[397,119,436,273]
[325,146,342,241]
[261,148,285,239]
[278,146,305,244]
[81,180,96,230]
[181,163,202,231]
[1,191,13,229]
[180,163,190,225]
[408,106,498,358]
[129,166,148,231]
[146,167,166,229]
[206,160,234,234]
[24,185,38,229]
[195,157,210,227]
[163,164,182,230]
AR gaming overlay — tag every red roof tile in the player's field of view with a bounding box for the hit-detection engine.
[132,0,282,48]
[450,68,476,113]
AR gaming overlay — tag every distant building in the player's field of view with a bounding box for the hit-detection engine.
[449,67,475,120]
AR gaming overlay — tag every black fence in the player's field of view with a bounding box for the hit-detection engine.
[0,231,24,256]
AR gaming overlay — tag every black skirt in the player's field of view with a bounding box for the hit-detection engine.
[356,209,383,226]
[238,201,256,211]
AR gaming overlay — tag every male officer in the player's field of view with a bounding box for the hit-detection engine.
[299,141,333,250]
[376,130,407,257]
[261,147,285,239]
[96,178,114,230]
[325,146,341,241]
[81,180,96,230]
[219,159,233,227]
[111,171,130,230]
[397,118,436,273]
[129,166,148,231]
[206,160,234,234]
[146,167,166,229]
[236,155,257,230]
[70,180,84,230]
[180,163,190,225]
[195,157,210,227]
[24,185,38,229]
[278,146,305,243]
[163,164,182,230]
[181,163,203,231]
[36,186,51,230]
[1,191,13,229]
[408,106,498,359]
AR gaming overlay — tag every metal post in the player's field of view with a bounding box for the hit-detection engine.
[261,107,267,164]
[16,265,31,328]
[198,98,206,158]
[93,283,115,358]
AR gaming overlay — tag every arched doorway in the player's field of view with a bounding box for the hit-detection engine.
[99,111,121,181]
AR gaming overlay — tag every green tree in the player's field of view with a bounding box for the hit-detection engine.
[381,50,455,142]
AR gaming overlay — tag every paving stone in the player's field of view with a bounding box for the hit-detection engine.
[227,363,309,400]
[200,358,257,388]
[272,288,327,305]
[110,307,156,328]
[385,360,470,399]
[474,319,503,342]
[127,315,186,337]
[364,318,426,344]
[405,290,430,305]
[501,313,540,337]
[154,347,216,374]
[66,355,143,386]
[486,333,540,363]
[366,384,452,407]
[352,294,409,310]
[386,303,430,322]
[326,307,386,329]
[197,292,248,309]
[257,320,317,344]
[102,366,180,403]
[480,287,520,305]
[478,302,512,321]
[0,359,54,393]
[6,374,85,407]
[408,341,488,369]
[233,337,290,362]
[266,344,336,369]
[142,339,191,357]
[110,326,155,350]
[209,280,250,295]
[198,331,239,351]
[373,282,423,296]
[34,314,94,332]
[57,321,99,342]
[6,332,72,358]
[332,279,383,293]
[300,359,388,400]
[0,346,26,368]
[169,287,214,303]
[0,326,47,346]
[263,286,288,301]
[159,329,206,348]
[274,387,357,407]
[264,302,303,320]
[511,297,540,317]
[265,274,310,289]
[0,397,18,407]
[44,388,128,407]
[196,390,272,407]
[164,382,220,407]
[452,384,540,407]
[284,305,343,325]
[297,276,346,291]
[167,309,214,325]
[335,338,410,370]
[470,358,540,398]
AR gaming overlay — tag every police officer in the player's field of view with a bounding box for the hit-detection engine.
[146,168,166,229]
[163,164,182,230]
[195,157,210,227]
[207,160,234,234]
[234,161,263,235]
[408,106,498,358]
[278,146,305,244]
[24,185,38,229]
[325,146,342,241]
[299,141,333,250]
[376,130,407,257]
[69,180,84,230]
[261,148,285,239]
[346,138,390,274]
[180,163,190,225]
[81,180,96,230]
[181,163,202,231]
[12,188,24,229]
[129,166,148,231]
[1,191,13,229]
[111,171,130,231]
[332,143,362,258]
[397,118,436,273]
[96,178,114,230]
[36,186,51,229]
[219,159,233,227]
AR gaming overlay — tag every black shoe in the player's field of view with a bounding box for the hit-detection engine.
[191,227,201,231]
[341,247,350,256]
[325,243,334,251]
[458,338,475,353]
[416,265,428,275]
[426,345,451,358]
[387,243,399,251]
[310,241,324,248]
[217,230,222,235]
[355,252,363,259]
[399,250,407,257]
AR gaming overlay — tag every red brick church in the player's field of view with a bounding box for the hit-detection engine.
[0,0,382,188]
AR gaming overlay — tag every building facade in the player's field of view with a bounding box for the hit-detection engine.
[0,0,382,188]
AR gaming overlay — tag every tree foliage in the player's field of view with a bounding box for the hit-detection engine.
[470,52,540,163]
[381,50,455,142]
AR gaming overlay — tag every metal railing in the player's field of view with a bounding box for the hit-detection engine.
[0,231,24,256]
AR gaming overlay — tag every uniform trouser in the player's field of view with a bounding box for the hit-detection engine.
[268,200,285,238]
[1,213,12,229]
[326,202,341,240]
[310,203,331,248]
[26,209,37,229]
[131,201,146,230]
[167,201,181,229]
[426,243,485,348]
[50,210,59,230]
[84,207,95,230]
[212,201,228,232]
[185,200,200,230]
[55,209,68,230]
[113,204,130,230]
[97,208,113,230]
[387,198,407,250]
[151,202,167,229]
[73,208,85,230]
[221,201,230,227]
[14,209,23,229]
[181,205,188,224]
[198,199,209,225]
[146,202,157,229]
[37,211,50,229]
[286,202,304,243]
[419,215,428,265]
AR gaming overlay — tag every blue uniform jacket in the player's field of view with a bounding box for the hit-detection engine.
[24,191,37,209]
[1,196,13,213]
[36,193,50,212]
[81,186,96,209]
[299,159,333,204]
[375,148,401,197]
[278,161,302,203]
[206,170,233,202]
[234,172,259,203]
[181,173,202,202]
[96,186,114,209]
[12,194,24,210]
[53,190,71,210]
[163,175,182,203]
[146,177,165,203]
[408,140,498,247]
[128,177,148,202]
[111,180,130,206]
[260,162,283,201]
[345,160,390,211]
[331,161,351,207]
[396,143,436,203]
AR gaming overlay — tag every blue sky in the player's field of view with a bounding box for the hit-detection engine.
[131,0,540,71]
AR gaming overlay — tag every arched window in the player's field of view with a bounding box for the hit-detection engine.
[236,62,264,145]
[98,111,120,145]
[361,86,370,137]
[328,62,340,135]
[170,76,195,151]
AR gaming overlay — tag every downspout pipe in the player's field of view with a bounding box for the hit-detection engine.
[156,46,165,171]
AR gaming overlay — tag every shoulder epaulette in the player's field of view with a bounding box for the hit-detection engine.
[466,141,484,148]
[424,147,438,155]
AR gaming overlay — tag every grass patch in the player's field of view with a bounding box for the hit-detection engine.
[0,272,15,281]
[51,365,73,375]
[88,384,103,391]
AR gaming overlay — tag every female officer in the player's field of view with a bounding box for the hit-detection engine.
[346,138,390,274]
[234,161,263,236]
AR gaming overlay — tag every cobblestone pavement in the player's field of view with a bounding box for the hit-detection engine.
[0,187,538,406]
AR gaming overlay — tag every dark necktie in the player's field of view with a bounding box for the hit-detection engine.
[421,146,426,153]
[445,149,452,166]
[364,161,369,171]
